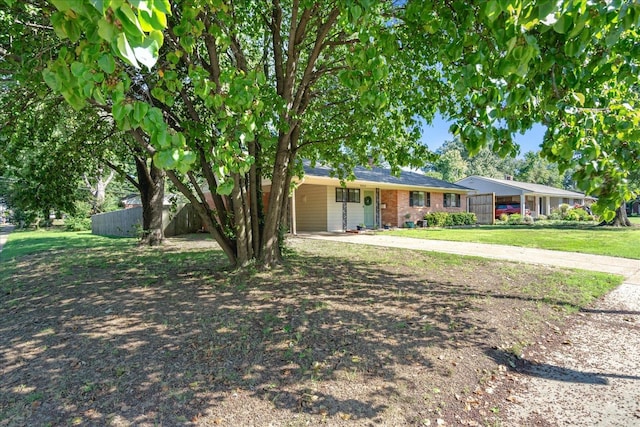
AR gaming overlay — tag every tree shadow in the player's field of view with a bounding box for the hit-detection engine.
[0,240,597,425]
[487,349,640,386]
[579,308,640,316]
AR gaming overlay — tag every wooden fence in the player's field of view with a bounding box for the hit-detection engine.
[467,193,495,225]
[91,204,202,238]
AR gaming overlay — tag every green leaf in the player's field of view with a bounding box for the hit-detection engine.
[98,19,116,41]
[217,178,235,196]
[572,92,586,106]
[70,62,85,77]
[153,0,172,15]
[88,0,107,14]
[97,54,116,73]
[116,33,140,68]
[133,38,160,70]
[154,150,178,169]
[50,0,72,11]
[485,0,501,21]
[112,101,127,121]
[133,101,149,123]
[553,15,572,34]
[42,69,60,91]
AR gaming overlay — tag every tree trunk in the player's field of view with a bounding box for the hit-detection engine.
[606,202,632,227]
[136,157,166,245]
[259,137,293,268]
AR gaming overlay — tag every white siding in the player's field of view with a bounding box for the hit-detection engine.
[326,187,343,231]
[346,200,365,230]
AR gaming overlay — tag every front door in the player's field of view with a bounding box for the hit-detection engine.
[363,190,374,228]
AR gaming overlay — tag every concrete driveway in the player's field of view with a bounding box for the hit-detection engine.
[298,232,640,284]
[297,232,640,426]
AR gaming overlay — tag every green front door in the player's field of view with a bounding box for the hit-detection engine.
[363,190,374,228]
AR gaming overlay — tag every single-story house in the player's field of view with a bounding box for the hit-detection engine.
[266,163,472,233]
[456,175,585,219]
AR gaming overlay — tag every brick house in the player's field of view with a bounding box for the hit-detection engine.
[264,162,472,233]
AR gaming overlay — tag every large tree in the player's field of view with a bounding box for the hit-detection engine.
[0,0,167,242]
[42,0,438,267]
[40,0,640,267]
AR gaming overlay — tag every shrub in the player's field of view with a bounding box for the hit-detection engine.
[424,212,476,227]
[508,213,523,225]
[559,203,571,214]
[64,216,92,231]
[499,213,509,222]
[537,214,548,221]
[548,209,563,220]
[564,208,590,221]
[449,212,476,225]
[424,212,448,227]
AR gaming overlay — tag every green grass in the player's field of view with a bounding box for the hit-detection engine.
[0,229,134,261]
[387,222,640,259]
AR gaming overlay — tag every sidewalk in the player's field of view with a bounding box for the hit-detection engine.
[297,232,640,426]
[0,224,15,258]
[299,232,640,284]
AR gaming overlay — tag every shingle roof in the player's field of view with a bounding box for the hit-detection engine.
[303,162,471,191]
[459,175,585,197]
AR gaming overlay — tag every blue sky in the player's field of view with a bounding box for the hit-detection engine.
[420,114,546,157]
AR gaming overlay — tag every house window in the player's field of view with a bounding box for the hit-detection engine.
[336,188,360,203]
[443,193,461,207]
[410,191,430,207]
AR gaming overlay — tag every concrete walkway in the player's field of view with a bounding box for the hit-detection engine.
[298,232,640,426]
[299,232,640,284]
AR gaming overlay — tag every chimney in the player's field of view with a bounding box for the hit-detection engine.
[505,175,513,181]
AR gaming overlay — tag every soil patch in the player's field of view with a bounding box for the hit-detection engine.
[0,235,621,426]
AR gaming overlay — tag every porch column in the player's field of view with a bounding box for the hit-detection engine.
[520,194,526,216]
[546,196,551,215]
[291,188,297,235]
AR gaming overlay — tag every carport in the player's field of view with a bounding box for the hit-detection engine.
[456,175,586,219]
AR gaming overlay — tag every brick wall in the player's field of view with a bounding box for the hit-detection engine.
[382,190,467,227]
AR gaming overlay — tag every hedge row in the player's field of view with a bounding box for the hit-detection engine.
[423,212,477,227]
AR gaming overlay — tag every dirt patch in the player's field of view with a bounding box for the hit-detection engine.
[0,235,620,426]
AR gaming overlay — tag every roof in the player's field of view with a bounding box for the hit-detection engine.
[457,175,585,197]
[303,162,471,192]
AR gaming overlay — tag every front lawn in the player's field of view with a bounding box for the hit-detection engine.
[0,230,622,426]
[387,223,640,259]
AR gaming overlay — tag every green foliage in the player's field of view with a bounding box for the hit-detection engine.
[564,208,590,222]
[507,214,523,225]
[64,216,92,231]
[424,212,448,228]
[422,0,640,216]
[424,212,476,227]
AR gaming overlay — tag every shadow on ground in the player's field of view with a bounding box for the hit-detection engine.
[0,237,612,425]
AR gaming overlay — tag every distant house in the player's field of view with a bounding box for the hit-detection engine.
[263,162,472,233]
[456,175,585,220]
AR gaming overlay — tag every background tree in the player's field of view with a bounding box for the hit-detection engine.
[0,0,167,241]
[515,151,563,188]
